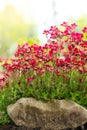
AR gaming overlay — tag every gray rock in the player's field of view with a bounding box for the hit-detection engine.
[7,98,87,130]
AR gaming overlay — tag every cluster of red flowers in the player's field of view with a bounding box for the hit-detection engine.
[0,22,87,90]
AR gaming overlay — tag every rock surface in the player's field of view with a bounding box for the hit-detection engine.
[7,98,87,130]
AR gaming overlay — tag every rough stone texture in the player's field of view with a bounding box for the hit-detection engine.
[7,98,87,130]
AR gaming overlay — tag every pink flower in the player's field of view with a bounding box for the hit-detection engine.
[1,21,87,91]
[82,27,87,33]
[43,30,49,35]
[56,71,60,76]
[27,77,34,82]
[61,22,68,27]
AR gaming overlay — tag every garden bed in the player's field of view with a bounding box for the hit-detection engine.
[0,22,87,129]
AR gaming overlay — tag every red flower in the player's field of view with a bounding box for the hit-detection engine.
[56,71,60,76]
[1,21,87,91]
[18,81,21,85]
[82,27,87,33]
[27,77,34,82]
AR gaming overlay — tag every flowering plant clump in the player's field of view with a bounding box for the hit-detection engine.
[0,22,87,125]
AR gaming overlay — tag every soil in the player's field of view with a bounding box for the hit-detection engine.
[0,123,41,130]
[0,123,87,130]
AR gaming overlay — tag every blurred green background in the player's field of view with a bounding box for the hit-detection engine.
[0,4,37,57]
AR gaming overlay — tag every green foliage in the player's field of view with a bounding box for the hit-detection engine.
[0,70,87,125]
[19,37,40,46]
[28,37,40,45]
